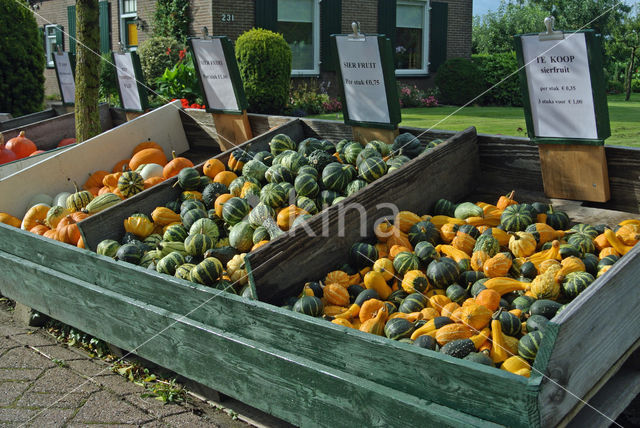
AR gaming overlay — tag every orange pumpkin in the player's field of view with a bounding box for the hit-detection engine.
[214,193,234,218]
[112,159,130,173]
[84,170,110,190]
[0,213,22,228]
[144,176,164,189]
[30,224,50,235]
[5,131,37,159]
[324,283,350,306]
[496,190,517,210]
[475,288,501,311]
[43,229,60,240]
[203,158,226,179]
[163,151,193,179]
[56,215,81,245]
[459,303,492,330]
[325,270,350,288]
[98,186,111,195]
[213,171,238,188]
[483,253,512,278]
[129,148,167,171]
[132,141,163,155]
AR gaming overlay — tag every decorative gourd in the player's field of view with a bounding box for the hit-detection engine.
[562,271,595,299]
[324,283,350,306]
[269,134,296,157]
[452,231,476,255]
[483,253,512,278]
[163,151,194,179]
[358,156,388,183]
[5,131,37,158]
[66,183,94,212]
[554,256,585,282]
[470,250,490,272]
[439,223,459,243]
[117,171,145,198]
[394,211,422,234]
[501,356,531,377]
[435,323,473,346]
[459,303,492,330]
[123,215,154,239]
[222,197,250,226]
[184,232,215,256]
[454,202,484,220]
[500,204,534,232]
[398,270,427,294]
[228,221,256,252]
[567,233,596,254]
[527,240,562,270]
[44,205,69,229]
[426,256,459,289]
[496,190,517,210]
[202,158,226,179]
[190,257,224,286]
[21,204,50,231]
[483,277,529,295]
[0,213,22,228]
[363,271,392,300]
[359,305,388,336]
[530,264,561,300]
[276,205,306,231]
[150,206,180,226]
[56,215,82,245]
[372,258,395,281]
[82,192,121,215]
[518,330,544,361]
[508,232,537,258]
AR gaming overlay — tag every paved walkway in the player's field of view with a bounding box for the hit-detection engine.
[0,302,260,427]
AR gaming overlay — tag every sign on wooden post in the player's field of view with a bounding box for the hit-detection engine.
[113,51,149,120]
[189,36,252,151]
[332,24,401,145]
[53,51,76,106]
[515,21,611,202]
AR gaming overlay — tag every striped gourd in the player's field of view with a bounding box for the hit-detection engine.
[45,205,69,228]
[139,249,162,268]
[349,242,378,268]
[190,257,224,286]
[181,190,203,202]
[567,233,596,254]
[322,163,351,192]
[222,197,250,225]
[294,174,319,198]
[398,293,429,313]
[518,330,544,361]
[414,241,437,265]
[265,164,294,184]
[296,196,317,215]
[269,134,296,156]
[356,147,382,167]
[252,226,270,244]
[500,205,534,232]
[156,251,185,275]
[143,233,162,247]
[175,263,196,281]
[496,310,522,337]
[358,157,388,183]
[260,183,287,208]
[229,221,255,252]
[387,156,410,173]
[343,142,363,165]
[180,199,206,215]
[297,137,324,157]
[571,223,599,238]
[365,140,390,156]
[177,167,201,190]
[317,190,339,208]
[82,192,121,214]
[115,243,144,264]
[181,208,208,230]
[157,241,187,257]
[433,199,455,217]
[297,165,319,180]
[66,185,94,212]
[384,318,415,340]
[562,271,595,299]
[426,256,460,289]
[242,160,269,183]
[189,218,220,242]
[280,151,308,175]
[229,176,259,197]
[248,203,275,228]
[393,252,420,275]
[408,221,439,247]
[163,224,188,242]
[96,239,120,258]
[117,171,144,198]
[184,233,215,256]
[293,296,324,317]
[345,179,367,197]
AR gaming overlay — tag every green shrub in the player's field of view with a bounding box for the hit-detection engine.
[138,37,184,88]
[472,52,522,106]
[607,80,624,94]
[434,58,486,106]
[153,0,191,43]
[99,52,119,105]
[155,50,203,104]
[288,82,330,115]
[235,29,291,114]
[0,0,45,116]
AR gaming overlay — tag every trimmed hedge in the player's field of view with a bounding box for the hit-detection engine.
[235,29,291,114]
[434,58,485,106]
[0,0,45,116]
[472,52,523,107]
[138,37,184,88]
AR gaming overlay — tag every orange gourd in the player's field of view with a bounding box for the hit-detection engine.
[21,204,50,231]
[129,148,167,171]
[213,171,238,188]
[325,270,350,288]
[144,176,164,189]
[471,250,490,271]
[475,288,501,311]
[452,231,476,255]
[496,190,517,210]
[324,283,350,306]
[84,170,110,190]
[388,244,411,260]
[599,246,620,259]
[30,224,50,235]
[359,298,386,323]
[151,206,181,226]
[374,220,393,242]
[359,305,388,336]
[594,233,611,251]
[0,213,22,228]
[132,141,163,155]
[420,307,439,321]
[214,193,234,218]
[459,303,492,330]
[5,131,37,159]
[43,229,59,240]
[615,225,640,246]
[440,302,460,318]
[435,323,473,346]
[112,159,130,173]
[56,215,81,245]
[203,158,226,179]
[386,226,413,250]
[483,253,512,278]
[394,211,422,233]
[163,151,193,179]
[439,223,458,243]
[429,295,451,313]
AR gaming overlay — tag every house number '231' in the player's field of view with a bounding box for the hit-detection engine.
[221,13,235,22]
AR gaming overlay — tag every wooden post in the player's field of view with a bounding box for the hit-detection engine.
[352,126,399,145]
[211,110,253,151]
[538,144,610,202]
[125,111,144,121]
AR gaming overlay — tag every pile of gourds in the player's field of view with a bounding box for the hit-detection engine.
[0,141,195,248]
[0,131,76,164]
[285,191,639,377]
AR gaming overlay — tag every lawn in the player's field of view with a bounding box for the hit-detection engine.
[309,93,640,147]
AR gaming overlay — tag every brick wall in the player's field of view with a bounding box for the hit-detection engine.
[210,0,255,40]
[341,1,377,34]
[190,0,213,39]
[437,0,472,59]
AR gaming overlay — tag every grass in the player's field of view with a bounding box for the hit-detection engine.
[310,93,640,147]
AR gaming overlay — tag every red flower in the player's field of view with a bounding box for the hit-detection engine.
[179,49,186,60]
[166,47,172,55]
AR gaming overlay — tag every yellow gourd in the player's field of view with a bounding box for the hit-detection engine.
[527,240,562,270]
[508,232,537,258]
[21,204,50,231]
[334,303,360,320]
[604,228,634,256]
[373,258,395,281]
[0,213,22,228]
[490,318,508,363]
[359,306,387,335]
[123,215,154,239]
[554,256,585,282]
[483,277,530,295]
[530,264,562,300]
[501,356,531,375]
[363,271,392,299]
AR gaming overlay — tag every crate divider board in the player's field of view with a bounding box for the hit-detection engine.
[1,122,639,426]
[0,103,114,179]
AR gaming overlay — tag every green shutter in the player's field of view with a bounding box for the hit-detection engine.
[255,0,277,31]
[320,0,341,72]
[68,6,76,54]
[99,1,110,53]
[429,2,448,73]
[55,25,64,52]
[378,0,397,49]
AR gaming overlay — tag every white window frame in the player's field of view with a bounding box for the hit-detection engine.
[119,0,138,50]
[395,0,430,76]
[277,0,320,76]
[45,24,58,68]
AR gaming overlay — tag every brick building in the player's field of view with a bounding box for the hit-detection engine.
[33,0,472,97]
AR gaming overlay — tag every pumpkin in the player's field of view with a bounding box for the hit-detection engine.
[112,159,131,173]
[459,303,492,330]
[163,151,194,179]
[483,253,512,278]
[452,231,476,255]
[325,270,350,288]
[84,171,110,190]
[56,215,81,245]
[324,283,350,306]
[43,228,60,240]
[0,213,22,228]
[0,141,18,165]
[5,131,36,158]
[496,190,517,210]
[359,305,387,335]
[139,163,165,181]
[45,205,70,228]
[500,204,534,232]
[129,148,167,171]
[30,224,50,235]
[435,323,473,346]
[118,171,145,198]
[132,141,163,155]
[21,204,50,230]
[144,176,164,189]
[508,232,537,258]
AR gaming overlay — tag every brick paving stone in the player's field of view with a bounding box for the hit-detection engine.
[16,391,90,409]
[0,324,30,337]
[67,424,138,428]
[29,367,101,394]
[0,408,40,422]
[66,357,112,376]
[141,421,171,427]
[0,347,55,369]
[72,391,153,425]
[0,368,42,381]
[9,332,54,347]
[125,393,189,418]
[0,381,32,406]
[26,407,76,427]
[33,344,87,362]
[93,374,147,396]
[162,410,231,427]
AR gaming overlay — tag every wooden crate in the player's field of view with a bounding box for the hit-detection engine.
[0,104,73,132]
[0,102,292,218]
[0,124,638,426]
[78,118,452,251]
[0,104,123,178]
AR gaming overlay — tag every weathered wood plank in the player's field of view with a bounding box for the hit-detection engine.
[79,119,303,251]
[247,127,480,305]
[537,243,640,426]
[0,108,57,131]
[0,249,503,428]
[0,223,532,427]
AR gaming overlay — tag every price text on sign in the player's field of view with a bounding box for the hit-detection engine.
[191,38,239,112]
[335,35,390,124]
[521,33,597,139]
[54,52,75,104]
[114,52,142,111]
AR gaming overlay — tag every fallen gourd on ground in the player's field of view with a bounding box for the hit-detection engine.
[282,191,639,377]
[0,141,195,248]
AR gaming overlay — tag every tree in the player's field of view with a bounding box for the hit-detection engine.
[609,10,640,100]
[75,0,101,142]
[0,0,45,117]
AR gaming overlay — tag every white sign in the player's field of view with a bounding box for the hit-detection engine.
[114,52,142,111]
[54,52,75,104]
[335,35,390,124]
[191,38,239,111]
[521,33,597,139]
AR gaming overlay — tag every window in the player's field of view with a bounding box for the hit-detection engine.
[277,0,319,75]
[119,0,138,48]
[44,25,62,68]
[395,0,430,75]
